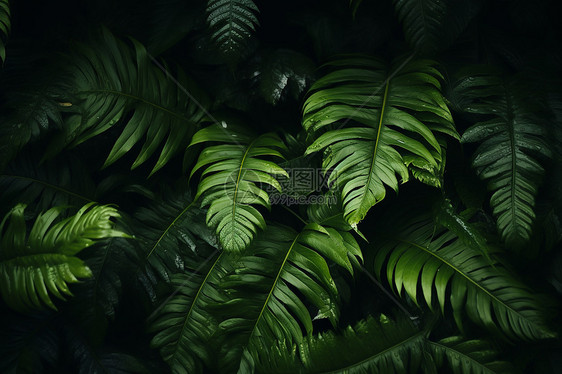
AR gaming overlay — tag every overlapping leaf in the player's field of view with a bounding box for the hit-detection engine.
[69,236,134,339]
[189,124,288,252]
[126,187,218,307]
[0,203,128,312]
[217,223,360,372]
[149,253,229,374]
[374,211,555,340]
[303,57,457,226]
[256,316,513,373]
[457,71,551,247]
[255,315,426,374]
[48,29,206,175]
[426,336,513,374]
[0,153,95,216]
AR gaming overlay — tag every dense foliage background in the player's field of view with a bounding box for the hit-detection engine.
[1,0,561,372]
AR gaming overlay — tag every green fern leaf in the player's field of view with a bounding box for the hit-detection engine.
[149,253,229,374]
[189,124,288,252]
[133,187,217,282]
[393,0,446,52]
[0,153,95,216]
[48,29,206,175]
[457,71,551,247]
[217,223,360,372]
[374,212,555,341]
[206,0,259,60]
[256,315,426,374]
[0,0,9,63]
[427,336,514,374]
[0,203,128,312]
[303,57,457,226]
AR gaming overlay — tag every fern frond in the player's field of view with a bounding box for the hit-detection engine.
[256,315,426,374]
[374,211,555,340]
[0,203,128,312]
[303,56,457,226]
[127,186,218,304]
[0,0,10,63]
[0,153,95,216]
[48,29,206,175]
[217,222,360,372]
[457,71,551,247]
[206,0,259,61]
[189,124,288,252]
[149,253,229,374]
[393,0,446,52]
[427,336,514,374]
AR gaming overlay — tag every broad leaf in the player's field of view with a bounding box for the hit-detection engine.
[0,311,60,373]
[303,56,457,226]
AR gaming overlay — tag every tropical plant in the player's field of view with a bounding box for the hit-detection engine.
[0,0,561,373]
[0,0,9,64]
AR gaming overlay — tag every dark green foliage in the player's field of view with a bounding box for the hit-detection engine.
[303,57,457,226]
[206,0,260,61]
[0,0,9,63]
[0,0,560,373]
[456,70,551,248]
[48,29,207,175]
[0,203,128,312]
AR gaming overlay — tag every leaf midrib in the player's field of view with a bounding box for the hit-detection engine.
[146,201,195,260]
[231,138,258,237]
[80,89,190,122]
[504,88,520,236]
[1,174,94,203]
[248,233,299,342]
[172,252,223,359]
[355,80,389,221]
